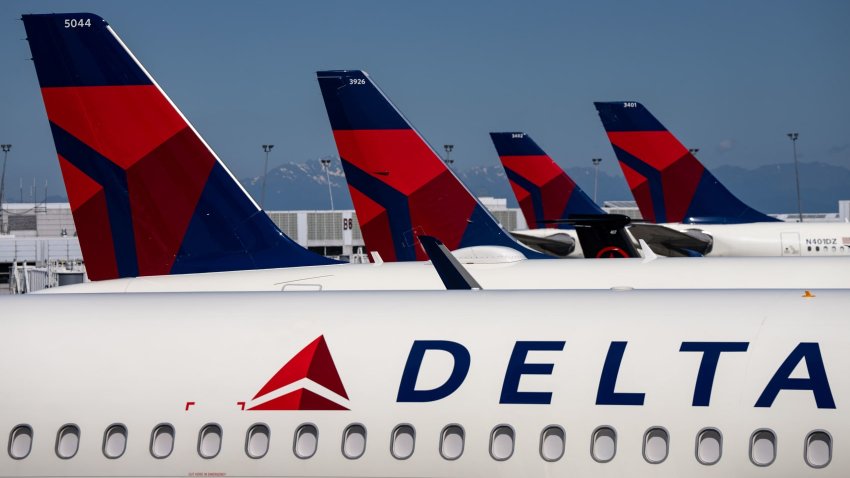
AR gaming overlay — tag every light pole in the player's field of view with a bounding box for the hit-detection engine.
[320,157,335,210]
[787,133,802,222]
[592,157,602,203]
[443,144,454,167]
[260,144,274,209]
[0,144,10,234]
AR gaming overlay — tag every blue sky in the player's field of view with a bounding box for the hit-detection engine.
[1,0,848,201]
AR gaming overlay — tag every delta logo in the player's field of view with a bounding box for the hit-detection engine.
[247,336,350,411]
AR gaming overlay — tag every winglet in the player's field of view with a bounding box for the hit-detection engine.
[22,13,338,280]
[418,235,482,290]
[490,132,604,229]
[594,101,779,224]
[638,239,658,263]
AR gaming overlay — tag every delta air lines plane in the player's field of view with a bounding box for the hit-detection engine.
[1,289,848,476]
[594,101,850,257]
[22,12,850,294]
[316,69,553,261]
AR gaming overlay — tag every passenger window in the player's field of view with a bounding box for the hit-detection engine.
[294,424,318,459]
[342,424,366,459]
[103,424,128,459]
[198,424,222,459]
[805,431,831,468]
[245,424,270,459]
[440,425,464,460]
[489,425,514,461]
[55,424,80,459]
[391,424,415,460]
[642,427,669,464]
[540,426,565,462]
[749,429,776,466]
[150,424,175,459]
[8,425,33,460]
[591,426,616,463]
[696,428,722,465]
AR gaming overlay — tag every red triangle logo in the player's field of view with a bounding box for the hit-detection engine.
[249,336,349,410]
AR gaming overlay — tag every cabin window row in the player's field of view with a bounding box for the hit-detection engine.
[5,423,833,468]
[807,245,849,254]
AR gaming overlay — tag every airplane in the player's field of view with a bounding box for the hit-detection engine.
[2,288,848,476]
[22,12,850,294]
[491,131,673,258]
[489,131,711,257]
[595,101,850,257]
[22,12,339,282]
[316,69,573,261]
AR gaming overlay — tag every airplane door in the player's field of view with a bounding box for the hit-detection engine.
[781,232,801,256]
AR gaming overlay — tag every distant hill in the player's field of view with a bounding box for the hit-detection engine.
[712,162,850,214]
[242,158,848,214]
[17,157,847,214]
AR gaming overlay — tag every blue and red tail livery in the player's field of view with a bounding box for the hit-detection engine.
[490,132,604,229]
[594,101,778,224]
[23,13,336,280]
[317,70,545,261]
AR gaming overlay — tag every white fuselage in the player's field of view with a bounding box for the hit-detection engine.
[665,222,850,257]
[37,255,850,293]
[517,222,850,258]
[1,289,847,477]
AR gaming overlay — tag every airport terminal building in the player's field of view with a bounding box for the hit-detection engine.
[2,199,848,292]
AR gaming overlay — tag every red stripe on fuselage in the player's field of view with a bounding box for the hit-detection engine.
[41,85,187,170]
[127,127,216,276]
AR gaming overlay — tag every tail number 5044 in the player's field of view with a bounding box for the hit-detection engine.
[64,18,92,28]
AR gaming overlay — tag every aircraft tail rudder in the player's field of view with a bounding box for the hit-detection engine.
[490,132,604,229]
[23,13,337,280]
[594,101,778,224]
[317,70,546,261]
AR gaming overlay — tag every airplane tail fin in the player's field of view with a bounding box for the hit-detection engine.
[593,102,778,224]
[490,132,604,229]
[317,70,545,261]
[23,13,337,280]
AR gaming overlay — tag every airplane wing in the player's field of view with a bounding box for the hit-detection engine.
[509,231,576,257]
[628,223,713,257]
